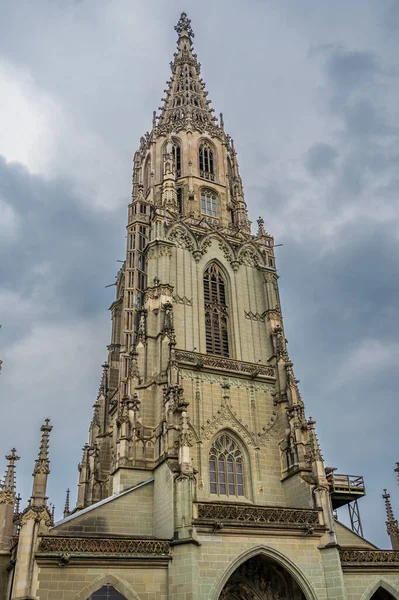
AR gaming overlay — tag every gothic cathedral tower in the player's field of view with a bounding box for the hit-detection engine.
[75,12,334,533]
[4,12,399,600]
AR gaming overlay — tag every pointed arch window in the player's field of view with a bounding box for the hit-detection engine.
[209,433,244,496]
[204,263,229,356]
[199,142,215,181]
[143,156,151,195]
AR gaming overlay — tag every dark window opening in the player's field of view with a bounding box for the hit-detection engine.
[172,144,181,177]
[177,188,183,214]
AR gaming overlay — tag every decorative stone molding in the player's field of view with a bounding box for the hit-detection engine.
[195,503,322,530]
[173,294,192,306]
[201,403,258,447]
[245,311,267,323]
[37,536,171,556]
[174,349,275,380]
[180,370,275,392]
[339,549,399,567]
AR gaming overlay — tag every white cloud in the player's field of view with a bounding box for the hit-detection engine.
[334,338,399,389]
[0,59,126,210]
[0,60,59,173]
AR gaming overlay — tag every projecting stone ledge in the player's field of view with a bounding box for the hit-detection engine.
[194,502,325,534]
[174,350,276,379]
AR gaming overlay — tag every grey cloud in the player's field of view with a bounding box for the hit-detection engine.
[326,49,378,91]
[305,143,338,175]
[0,156,126,342]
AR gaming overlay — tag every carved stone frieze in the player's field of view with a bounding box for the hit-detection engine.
[180,369,275,392]
[174,349,275,379]
[37,536,171,556]
[195,502,322,530]
[339,549,399,567]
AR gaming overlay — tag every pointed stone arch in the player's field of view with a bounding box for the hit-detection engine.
[167,221,197,254]
[199,232,237,269]
[72,573,142,600]
[237,242,264,268]
[210,545,318,600]
[361,579,399,600]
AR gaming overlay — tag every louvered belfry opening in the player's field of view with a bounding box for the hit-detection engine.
[204,263,229,357]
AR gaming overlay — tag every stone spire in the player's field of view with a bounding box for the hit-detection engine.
[0,448,19,501]
[382,489,399,550]
[156,12,218,130]
[0,448,20,550]
[64,488,70,518]
[30,419,52,508]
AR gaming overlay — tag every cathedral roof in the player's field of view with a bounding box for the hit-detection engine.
[51,478,154,528]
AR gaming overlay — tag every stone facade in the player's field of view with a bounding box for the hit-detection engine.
[1,11,399,600]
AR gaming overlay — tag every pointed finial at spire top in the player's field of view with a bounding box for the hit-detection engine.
[175,12,194,40]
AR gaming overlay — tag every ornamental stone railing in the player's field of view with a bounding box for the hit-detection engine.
[194,503,323,531]
[175,350,275,380]
[340,549,399,567]
[37,537,170,557]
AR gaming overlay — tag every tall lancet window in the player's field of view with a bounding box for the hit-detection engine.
[144,156,151,195]
[209,433,244,497]
[199,142,214,181]
[204,263,229,356]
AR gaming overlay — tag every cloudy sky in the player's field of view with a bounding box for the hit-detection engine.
[1,0,399,548]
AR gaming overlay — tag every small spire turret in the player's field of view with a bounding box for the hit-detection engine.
[0,448,20,550]
[64,488,70,518]
[30,419,52,507]
[0,448,19,500]
[382,489,399,550]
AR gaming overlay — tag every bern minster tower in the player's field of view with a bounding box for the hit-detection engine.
[2,13,399,600]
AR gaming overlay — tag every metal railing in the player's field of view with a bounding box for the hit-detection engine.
[327,473,365,494]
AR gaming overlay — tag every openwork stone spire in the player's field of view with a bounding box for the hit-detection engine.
[156,12,218,131]
[382,489,399,550]
[0,448,19,504]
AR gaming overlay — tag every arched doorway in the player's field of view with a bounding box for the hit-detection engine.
[88,586,127,599]
[371,589,396,600]
[219,554,307,599]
